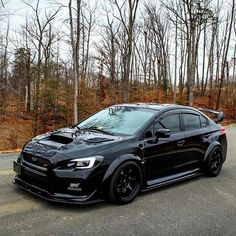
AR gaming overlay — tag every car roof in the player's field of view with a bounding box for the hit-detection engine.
[113,103,190,112]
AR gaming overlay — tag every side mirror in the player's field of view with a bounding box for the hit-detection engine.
[155,128,171,138]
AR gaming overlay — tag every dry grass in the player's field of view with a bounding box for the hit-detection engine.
[0,116,33,152]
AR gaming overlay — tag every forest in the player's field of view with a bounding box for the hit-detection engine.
[0,0,236,151]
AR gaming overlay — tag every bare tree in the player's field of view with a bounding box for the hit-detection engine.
[163,0,214,105]
[23,0,60,135]
[111,0,140,102]
[144,4,170,101]
[0,18,9,114]
[96,6,120,92]
[81,3,97,87]
[216,0,235,109]
[69,0,81,124]
[0,0,4,8]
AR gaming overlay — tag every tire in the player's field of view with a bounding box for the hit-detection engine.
[205,146,223,177]
[108,161,142,205]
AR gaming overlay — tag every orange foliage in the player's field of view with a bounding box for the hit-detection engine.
[0,82,236,152]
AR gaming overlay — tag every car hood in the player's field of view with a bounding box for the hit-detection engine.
[23,127,125,162]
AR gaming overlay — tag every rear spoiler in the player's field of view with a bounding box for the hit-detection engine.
[198,108,224,123]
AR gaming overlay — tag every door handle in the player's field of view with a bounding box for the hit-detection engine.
[177,140,185,147]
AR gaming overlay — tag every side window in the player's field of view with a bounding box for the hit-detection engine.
[154,114,181,133]
[182,113,201,131]
[200,115,208,127]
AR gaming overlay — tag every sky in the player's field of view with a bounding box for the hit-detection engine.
[1,0,105,71]
[3,0,102,44]
[2,0,236,80]
[1,1,78,57]
[4,0,69,30]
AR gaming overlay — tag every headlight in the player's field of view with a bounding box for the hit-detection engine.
[67,156,104,169]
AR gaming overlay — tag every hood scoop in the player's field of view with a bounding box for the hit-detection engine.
[37,134,74,149]
[84,137,114,143]
[48,134,73,144]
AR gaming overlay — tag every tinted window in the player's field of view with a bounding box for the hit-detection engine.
[200,115,208,127]
[144,129,153,138]
[182,114,201,131]
[154,114,181,133]
[78,106,156,135]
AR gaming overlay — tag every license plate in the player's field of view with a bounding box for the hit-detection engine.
[13,161,21,175]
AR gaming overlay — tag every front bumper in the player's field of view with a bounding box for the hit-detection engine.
[13,175,103,205]
[13,160,105,205]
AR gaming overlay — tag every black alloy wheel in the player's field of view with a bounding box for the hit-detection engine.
[109,161,142,204]
[205,146,223,177]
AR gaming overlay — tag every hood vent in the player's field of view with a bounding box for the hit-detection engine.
[85,137,114,143]
[48,135,73,144]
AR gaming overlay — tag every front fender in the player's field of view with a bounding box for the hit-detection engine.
[101,154,143,192]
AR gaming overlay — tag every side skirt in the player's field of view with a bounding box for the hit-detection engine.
[141,168,203,192]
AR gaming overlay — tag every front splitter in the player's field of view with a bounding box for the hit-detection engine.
[13,175,104,205]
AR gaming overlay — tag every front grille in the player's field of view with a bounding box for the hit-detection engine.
[22,153,51,169]
[21,174,54,193]
[21,153,53,192]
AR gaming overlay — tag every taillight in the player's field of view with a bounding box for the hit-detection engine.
[220,126,226,134]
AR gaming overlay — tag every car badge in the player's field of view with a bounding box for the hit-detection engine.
[31,156,38,162]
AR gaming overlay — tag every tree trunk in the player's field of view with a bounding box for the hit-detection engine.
[216,0,235,110]
[69,0,81,124]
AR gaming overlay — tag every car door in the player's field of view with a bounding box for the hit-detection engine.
[143,111,186,181]
[180,110,211,169]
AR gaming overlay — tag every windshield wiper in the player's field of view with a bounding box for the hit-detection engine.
[71,125,83,137]
[82,126,114,135]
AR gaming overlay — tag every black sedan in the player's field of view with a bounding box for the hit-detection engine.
[13,104,227,205]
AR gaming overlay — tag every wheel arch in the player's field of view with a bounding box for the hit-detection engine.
[203,141,223,162]
[101,154,144,193]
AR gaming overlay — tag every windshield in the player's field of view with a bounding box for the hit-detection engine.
[78,106,156,135]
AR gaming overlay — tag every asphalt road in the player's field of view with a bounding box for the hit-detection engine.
[1,128,236,236]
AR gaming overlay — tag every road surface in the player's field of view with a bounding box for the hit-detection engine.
[0,128,236,236]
